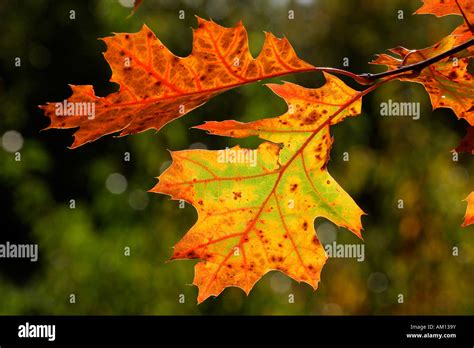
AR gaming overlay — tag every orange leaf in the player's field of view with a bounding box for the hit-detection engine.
[151,73,365,303]
[415,0,474,23]
[450,24,474,53]
[463,192,474,227]
[39,18,314,148]
[371,35,474,125]
[415,0,474,52]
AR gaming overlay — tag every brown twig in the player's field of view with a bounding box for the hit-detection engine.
[312,38,473,85]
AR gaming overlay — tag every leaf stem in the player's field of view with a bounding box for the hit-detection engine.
[310,67,372,85]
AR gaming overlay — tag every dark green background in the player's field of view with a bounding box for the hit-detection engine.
[0,0,472,314]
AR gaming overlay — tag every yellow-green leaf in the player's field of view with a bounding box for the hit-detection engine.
[152,73,365,303]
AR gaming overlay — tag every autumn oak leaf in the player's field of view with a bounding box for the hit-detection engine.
[415,0,474,51]
[151,73,365,303]
[371,35,474,125]
[463,192,474,227]
[39,18,314,148]
[415,0,474,20]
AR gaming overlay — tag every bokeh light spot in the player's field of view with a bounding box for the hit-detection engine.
[106,173,128,194]
[1,130,24,153]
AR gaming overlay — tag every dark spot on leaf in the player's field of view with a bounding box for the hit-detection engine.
[186,250,198,258]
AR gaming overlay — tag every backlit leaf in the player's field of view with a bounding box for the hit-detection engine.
[371,35,474,125]
[415,0,474,52]
[415,0,474,22]
[152,73,365,303]
[463,192,474,227]
[39,18,314,148]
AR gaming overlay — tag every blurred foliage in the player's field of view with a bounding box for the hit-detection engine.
[0,0,473,315]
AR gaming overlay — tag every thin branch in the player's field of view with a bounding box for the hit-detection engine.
[311,67,373,85]
[314,38,474,84]
[359,38,474,82]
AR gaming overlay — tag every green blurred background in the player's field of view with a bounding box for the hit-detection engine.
[0,0,473,315]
